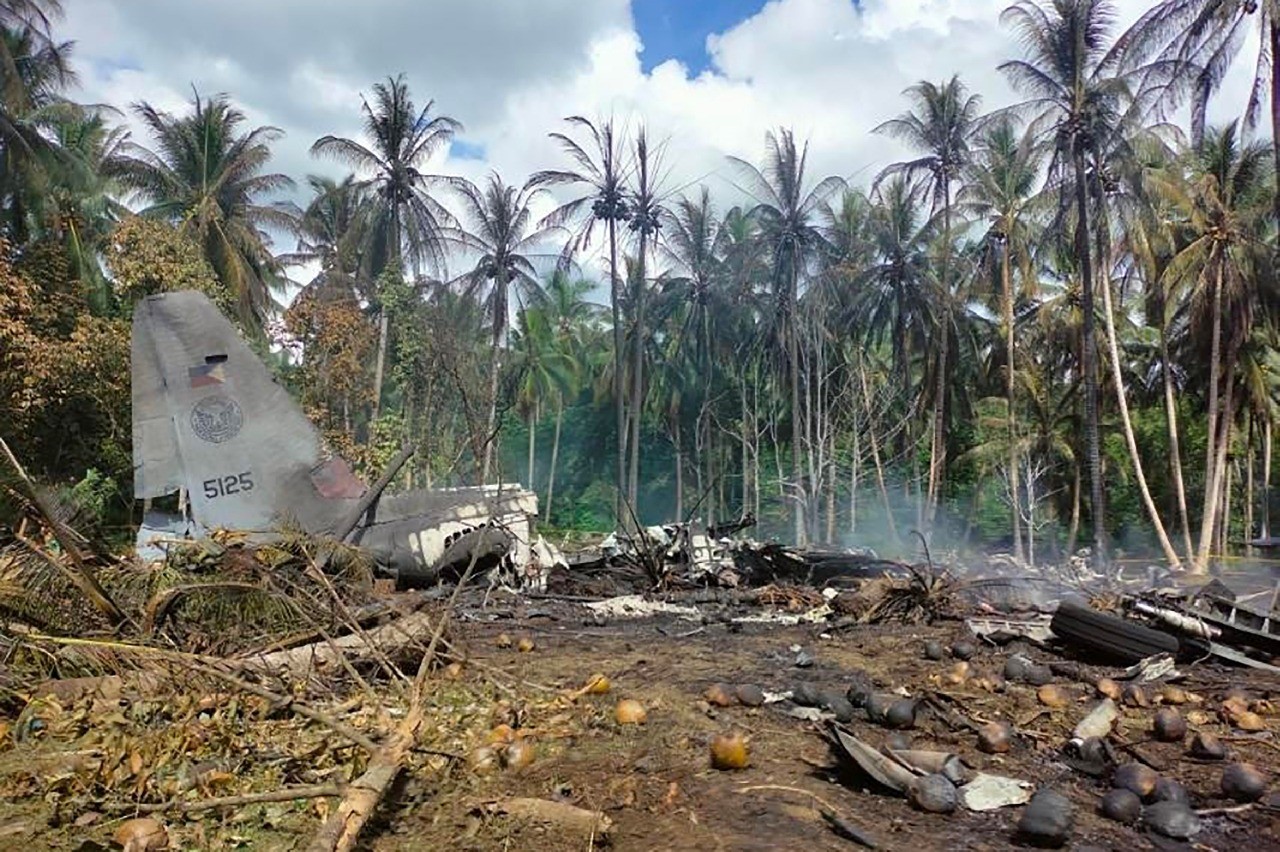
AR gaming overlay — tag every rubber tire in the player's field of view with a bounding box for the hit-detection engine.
[1050,600,1180,664]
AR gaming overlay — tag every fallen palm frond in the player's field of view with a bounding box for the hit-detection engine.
[1,437,129,627]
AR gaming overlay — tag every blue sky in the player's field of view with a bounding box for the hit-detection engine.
[631,0,769,73]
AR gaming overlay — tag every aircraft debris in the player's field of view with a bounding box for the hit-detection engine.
[130,291,541,588]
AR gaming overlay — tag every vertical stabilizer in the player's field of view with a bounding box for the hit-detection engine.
[131,291,364,533]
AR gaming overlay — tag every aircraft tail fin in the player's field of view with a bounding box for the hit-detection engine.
[131,291,364,533]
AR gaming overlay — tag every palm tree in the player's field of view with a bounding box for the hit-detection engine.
[445,172,555,482]
[511,303,577,505]
[311,74,461,419]
[111,91,295,331]
[282,174,370,300]
[729,129,844,543]
[875,75,984,527]
[0,24,73,244]
[856,175,935,422]
[959,117,1046,559]
[530,116,630,519]
[1153,121,1273,569]
[43,108,129,301]
[0,0,60,111]
[1117,0,1280,219]
[1126,164,1197,559]
[537,271,598,522]
[661,186,728,521]
[999,0,1144,563]
[624,126,667,512]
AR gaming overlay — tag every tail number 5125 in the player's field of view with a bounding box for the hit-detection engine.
[203,471,254,500]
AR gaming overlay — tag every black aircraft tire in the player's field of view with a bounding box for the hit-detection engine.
[1050,600,1180,664]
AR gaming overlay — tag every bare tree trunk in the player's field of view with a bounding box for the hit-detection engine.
[740,382,750,522]
[1265,417,1273,540]
[480,270,508,484]
[628,228,648,520]
[674,421,684,522]
[1024,458,1036,567]
[609,218,626,524]
[1221,455,1234,558]
[1216,378,1236,559]
[706,414,716,527]
[850,426,860,535]
[1067,461,1081,557]
[422,379,435,489]
[1246,419,1255,550]
[789,258,805,545]
[1271,20,1280,228]
[1003,243,1024,561]
[1100,248,1182,568]
[826,455,837,544]
[926,180,952,530]
[1073,147,1105,563]
[1161,325,1195,561]
[526,402,537,490]
[858,361,898,544]
[1196,263,1226,571]
[546,401,562,526]
[371,309,389,429]
[747,370,757,516]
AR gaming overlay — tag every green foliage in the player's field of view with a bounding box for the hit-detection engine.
[0,238,131,529]
[104,215,229,316]
[5,3,1280,573]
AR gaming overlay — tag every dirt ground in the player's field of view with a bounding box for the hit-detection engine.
[379,594,1280,852]
[3,591,1280,851]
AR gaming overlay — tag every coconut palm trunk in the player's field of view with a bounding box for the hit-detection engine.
[610,218,627,521]
[372,311,389,424]
[789,253,805,545]
[674,420,684,522]
[1099,245,1182,567]
[1072,144,1105,563]
[1160,324,1195,561]
[1002,241,1024,561]
[926,184,952,529]
[1246,420,1255,547]
[1272,20,1280,227]
[858,359,898,544]
[1264,417,1273,539]
[1196,263,1226,571]
[481,267,508,483]
[546,399,563,524]
[526,401,537,490]
[627,227,648,516]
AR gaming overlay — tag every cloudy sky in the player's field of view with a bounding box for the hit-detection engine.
[56,0,1259,277]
